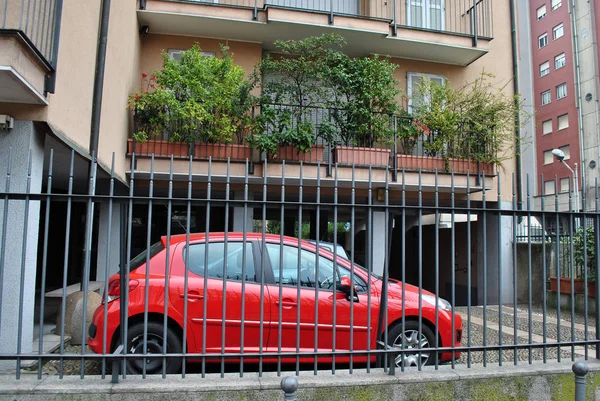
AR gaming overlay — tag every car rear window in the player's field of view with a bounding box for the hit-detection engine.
[127,241,165,272]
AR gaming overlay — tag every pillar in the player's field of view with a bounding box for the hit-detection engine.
[96,203,121,283]
[232,192,254,233]
[0,121,44,370]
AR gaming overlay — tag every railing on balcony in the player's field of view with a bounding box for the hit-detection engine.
[158,0,493,41]
[0,0,62,67]
[128,104,496,178]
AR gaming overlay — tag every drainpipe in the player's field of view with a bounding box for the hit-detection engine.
[81,0,111,291]
[570,0,586,211]
[509,0,523,210]
[588,0,600,191]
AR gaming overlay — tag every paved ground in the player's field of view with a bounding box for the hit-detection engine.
[14,304,599,377]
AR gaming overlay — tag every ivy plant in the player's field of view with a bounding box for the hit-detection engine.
[574,225,596,283]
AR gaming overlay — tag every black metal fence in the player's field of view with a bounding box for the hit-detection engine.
[0,148,599,381]
[168,0,493,41]
[0,0,63,67]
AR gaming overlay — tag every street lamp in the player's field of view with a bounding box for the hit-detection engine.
[552,148,579,212]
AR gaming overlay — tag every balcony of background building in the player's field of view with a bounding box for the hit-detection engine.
[0,0,62,104]
[138,0,492,66]
[126,104,495,194]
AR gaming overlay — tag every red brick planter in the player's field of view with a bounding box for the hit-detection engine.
[333,146,391,167]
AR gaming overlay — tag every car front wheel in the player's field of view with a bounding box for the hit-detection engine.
[124,321,182,374]
[387,320,436,367]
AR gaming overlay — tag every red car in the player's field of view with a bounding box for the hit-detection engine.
[88,233,462,374]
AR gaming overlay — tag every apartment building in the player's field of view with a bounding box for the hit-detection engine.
[519,0,600,213]
[0,0,518,366]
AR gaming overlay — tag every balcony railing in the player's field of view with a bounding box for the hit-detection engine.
[149,0,493,41]
[128,104,496,178]
[0,0,63,67]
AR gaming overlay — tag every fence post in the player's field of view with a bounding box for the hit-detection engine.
[572,362,588,401]
[281,377,299,401]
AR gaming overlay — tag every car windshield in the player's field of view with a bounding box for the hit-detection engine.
[125,241,165,272]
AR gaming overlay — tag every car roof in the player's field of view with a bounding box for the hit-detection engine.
[163,232,323,247]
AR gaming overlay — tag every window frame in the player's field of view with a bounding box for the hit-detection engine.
[553,23,564,40]
[538,32,548,48]
[540,61,550,77]
[537,4,547,20]
[555,53,566,69]
[560,177,570,193]
[556,83,567,99]
[551,0,561,11]
[407,72,446,112]
[541,90,551,105]
[544,150,554,165]
[183,240,261,283]
[168,49,216,61]
[557,113,569,130]
[544,180,556,195]
[542,119,553,135]
[559,145,571,160]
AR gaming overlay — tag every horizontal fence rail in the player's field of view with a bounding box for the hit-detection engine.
[164,0,493,40]
[0,0,62,66]
[0,148,598,381]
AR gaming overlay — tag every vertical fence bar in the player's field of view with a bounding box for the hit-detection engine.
[595,178,600,360]
[569,177,576,361]
[383,167,390,372]
[277,161,285,376]
[555,175,561,362]
[58,151,74,378]
[466,171,472,368]
[450,170,456,368]
[161,156,174,378]
[512,173,518,365]
[200,158,210,378]
[482,173,487,367]
[349,165,355,373]
[527,174,533,364]
[0,148,11,371]
[141,156,154,378]
[182,155,193,379]
[434,169,440,370]
[400,168,406,372]
[497,170,503,366]
[221,159,231,378]
[101,154,115,378]
[582,205,589,359]
[541,174,548,363]
[240,159,250,377]
[295,161,303,375]
[472,0,478,46]
[36,149,53,378]
[313,164,321,375]
[367,166,373,373]
[417,170,423,371]
[331,163,338,374]
[15,151,32,378]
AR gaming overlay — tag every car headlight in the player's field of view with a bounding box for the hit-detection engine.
[421,294,452,311]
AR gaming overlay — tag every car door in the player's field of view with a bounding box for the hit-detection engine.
[168,240,270,355]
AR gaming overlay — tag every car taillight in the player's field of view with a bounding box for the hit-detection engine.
[104,279,139,303]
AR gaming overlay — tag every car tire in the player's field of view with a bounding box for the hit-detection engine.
[387,320,437,367]
[124,321,183,375]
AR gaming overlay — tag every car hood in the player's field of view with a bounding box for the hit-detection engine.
[381,278,438,305]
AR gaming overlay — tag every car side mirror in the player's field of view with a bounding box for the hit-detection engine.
[339,276,359,302]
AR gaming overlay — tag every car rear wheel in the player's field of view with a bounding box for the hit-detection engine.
[387,320,436,367]
[125,322,182,374]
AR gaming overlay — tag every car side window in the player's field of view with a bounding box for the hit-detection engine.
[266,243,336,289]
[338,265,369,293]
[184,242,256,282]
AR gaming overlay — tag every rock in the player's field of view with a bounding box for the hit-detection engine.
[56,291,102,345]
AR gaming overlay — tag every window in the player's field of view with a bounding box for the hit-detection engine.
[540,61,550,77]
[558,113,569,130]
[542,90,551,105]
[551,0,561,10]
[128,242,165,272]
[555,53,566,69]
[407,73,446,112]
[542,119,553,135]
[168,49,215,61]
[557,83,567,99]
[537,5,547,20]
[553,23,564,40]
[266,243,368,292]
[560,177,570,193]
[544,150,554,164]
[544,180,556,195]
[185,242,256,281]
[559,145,570,159]
[407,0,445,31]
[539,33,548,48]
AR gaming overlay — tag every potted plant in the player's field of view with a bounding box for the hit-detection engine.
[323,52,399,167]
[574,225,596,297]
[127,44,253,161]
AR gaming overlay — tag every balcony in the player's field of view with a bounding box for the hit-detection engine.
[0,0,62,104]
[127,105,495,193]
[138,0,492,66]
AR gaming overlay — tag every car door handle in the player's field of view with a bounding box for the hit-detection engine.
[275,300,298,308]
[179,291,204,301]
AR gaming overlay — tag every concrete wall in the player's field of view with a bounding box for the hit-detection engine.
[0,121,45,370]
[516,242,552,305]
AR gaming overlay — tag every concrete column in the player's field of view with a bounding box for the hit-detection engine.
[96,203,121,283]
[477,202,514,305]
[369,212,387,276]
[232,192,253,233]
[0,121,44,370]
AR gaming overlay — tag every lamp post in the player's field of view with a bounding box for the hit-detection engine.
[552,148,579,213]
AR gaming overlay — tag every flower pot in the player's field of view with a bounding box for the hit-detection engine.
[549,277,585,295]
[127,138,189,158]
[194,143,252,161]
[588,283,596,298]
[396,155,445,172]
[333,146,390,167]
[273,146,325,163]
